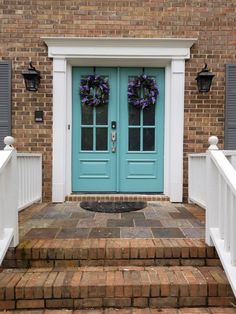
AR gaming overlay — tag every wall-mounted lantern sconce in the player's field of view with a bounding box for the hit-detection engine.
[22,62,41,91]
[196,64,215,93]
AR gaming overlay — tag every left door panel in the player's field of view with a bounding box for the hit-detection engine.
[72,67,117,192]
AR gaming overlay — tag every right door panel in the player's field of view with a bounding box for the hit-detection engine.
[119,68,165,192]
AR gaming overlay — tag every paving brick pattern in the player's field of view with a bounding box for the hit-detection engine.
[19,202,205,240]
[0,266,234,310]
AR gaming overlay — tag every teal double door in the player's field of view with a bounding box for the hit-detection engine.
[72,67,164,192]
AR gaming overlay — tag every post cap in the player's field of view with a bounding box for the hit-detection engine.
[4,136,15,150]
[208,136,219,150]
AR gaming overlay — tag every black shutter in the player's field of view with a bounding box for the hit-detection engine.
[0,60,11,150]
[225,64,236,149]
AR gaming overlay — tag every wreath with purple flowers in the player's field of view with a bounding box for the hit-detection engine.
[128,74,159,109]
[80,75,109,107]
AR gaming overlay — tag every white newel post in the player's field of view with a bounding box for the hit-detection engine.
[169,59,185,202]
[52,58,67,202]
[3,136,19,246]
[205,136,219,246]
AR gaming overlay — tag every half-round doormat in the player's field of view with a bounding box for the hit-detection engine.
[80,201,147,213]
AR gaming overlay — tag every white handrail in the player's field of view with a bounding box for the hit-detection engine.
[0,137,18,264]
[210,151,236,197]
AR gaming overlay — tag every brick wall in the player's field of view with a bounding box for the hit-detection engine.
[1,0,236,201]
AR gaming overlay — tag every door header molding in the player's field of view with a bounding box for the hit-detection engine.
[43,37,196,66]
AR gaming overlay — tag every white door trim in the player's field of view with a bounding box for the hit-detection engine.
[43,37,196,202]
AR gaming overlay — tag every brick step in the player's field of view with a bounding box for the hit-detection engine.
[0,266,233,310]
[66,194,169,202]
[1,308,236,313]
[2,238,220,268]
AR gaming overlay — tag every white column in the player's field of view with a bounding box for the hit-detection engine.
[66,64,72,196]
[169,59,185,202]
[52,58,67,202]
[164,65,171,197]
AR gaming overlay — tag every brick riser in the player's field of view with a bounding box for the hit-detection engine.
[2,309,236,314]
[2,239,220,268]
[65,194,169,202]
[0,266,233,310]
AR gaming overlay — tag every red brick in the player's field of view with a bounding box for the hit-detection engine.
[149,297,178,308]
[208,297,235,307]
[103,297,131,307]
[0,300,15,310]
[74,298,103,309]
[45,299,73,308]
[16,299,44,309]
[133,297,148,307]
[44,271,58,299]
[179,296,207,307]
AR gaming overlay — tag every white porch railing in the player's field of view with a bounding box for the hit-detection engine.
[188,153,207,209]
[17,153,42,211]
[0,137,18,264]
[0,136,42,264]
[189,149,236,209]
[189,136,236,296]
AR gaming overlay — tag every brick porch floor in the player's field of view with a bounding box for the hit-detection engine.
[19,202,205,240]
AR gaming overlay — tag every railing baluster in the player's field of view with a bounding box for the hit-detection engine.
[219,176,227,240]
[231,194,236,265]
[218,174,223,239]
[224,184,230,251]
[0,171,4,239]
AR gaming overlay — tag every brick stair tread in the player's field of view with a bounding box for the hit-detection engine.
[3,238,219,268]
[5,238,216,260]
[0,266,233,301]
[1,308,236,313]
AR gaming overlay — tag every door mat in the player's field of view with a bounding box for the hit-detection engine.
[80,201,147,213]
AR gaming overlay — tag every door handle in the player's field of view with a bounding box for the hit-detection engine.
[111,131,116,153]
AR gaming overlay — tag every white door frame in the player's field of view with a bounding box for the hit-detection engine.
[43,37,196,202]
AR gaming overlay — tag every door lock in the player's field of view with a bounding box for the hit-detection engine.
[111,121,117,129]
